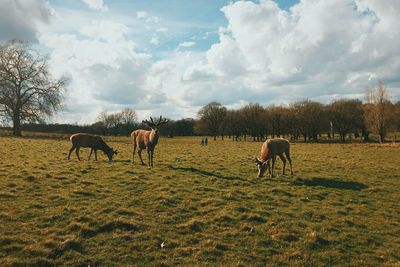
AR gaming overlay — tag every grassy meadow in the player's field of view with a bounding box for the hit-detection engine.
[0,135,399,266]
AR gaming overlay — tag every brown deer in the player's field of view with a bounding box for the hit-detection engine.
[254,138,293,178]
[68,133,117,161]
[131,116,169,167]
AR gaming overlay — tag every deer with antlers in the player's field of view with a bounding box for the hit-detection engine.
[131,116,169,168]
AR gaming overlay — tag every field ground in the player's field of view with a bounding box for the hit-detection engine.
[0,135,399,266]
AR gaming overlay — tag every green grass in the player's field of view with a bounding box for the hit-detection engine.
[0,136,399,266]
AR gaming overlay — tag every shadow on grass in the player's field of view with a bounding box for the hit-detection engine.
[168,165,244,181]
[293,177,368,191]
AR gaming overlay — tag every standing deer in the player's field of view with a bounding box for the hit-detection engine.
[131,116,169,168]
[254,138,293,178]
[68,133,117,161]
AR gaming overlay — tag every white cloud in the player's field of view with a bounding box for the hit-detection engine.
[0,0,54,41]
[178,41,195,48]
[150,36,159,45]
[136,11,148,19]
[39,20,153,123]
[180,0,400,106]
[156,27,168,33]
[81,0,108,12]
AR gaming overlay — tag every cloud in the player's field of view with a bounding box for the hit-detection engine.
[150,36,159,45]
[156,27,168,33]
[81,0,108,12]
[0,0,54,42]
[180,0,400,107]
[136,11,148,19]
[178,41,196,48]
[39,20,153,123]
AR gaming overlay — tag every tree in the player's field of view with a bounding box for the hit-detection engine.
[363,82,394,142]
[197,102,227,140]
[394,101,400,133]
[120,108,138,135]
[291,100,326,142]
[224,109,244,141]
[327,99,363,142]
[240,103,266,141]
[0,40,66,136]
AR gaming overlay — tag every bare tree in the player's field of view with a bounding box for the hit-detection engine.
[327,99,363,142]
[224,109,244,141]
[120,107,138,135]
[0,40,66,135]
[97,111,113,135]
[363,82,394,142]
[197,102,227,140]
[240,103,266,141]
[291,100,326,142]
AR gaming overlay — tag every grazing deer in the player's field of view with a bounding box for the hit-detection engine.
[131,116,169,168]
[254,138,293,178]
[68,133,117,161]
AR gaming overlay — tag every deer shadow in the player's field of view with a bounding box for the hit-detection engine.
[168,165,244,181]
[293,177,368,191]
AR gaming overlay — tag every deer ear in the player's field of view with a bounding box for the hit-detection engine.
[114,149,118,155]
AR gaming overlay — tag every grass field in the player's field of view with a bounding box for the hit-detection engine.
[0,135,399,266]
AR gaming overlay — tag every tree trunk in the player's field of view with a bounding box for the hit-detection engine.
[12,111,22,136]
[362,131,370,142]
[379,132,385,143]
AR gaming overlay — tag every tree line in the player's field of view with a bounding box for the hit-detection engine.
[196,83,400,143]
[13,83,400,143]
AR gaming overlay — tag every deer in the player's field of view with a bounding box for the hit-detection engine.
[254,138,293,178]
[131,116,169,168]
[68,133,117,161]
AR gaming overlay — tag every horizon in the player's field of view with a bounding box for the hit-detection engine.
[1,0,399,124]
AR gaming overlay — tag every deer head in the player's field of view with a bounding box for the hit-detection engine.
[106,148,118,161]
[253,156,270,178]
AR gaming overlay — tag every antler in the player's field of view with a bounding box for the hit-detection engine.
[142,116,169,128]
[155,115,169,126]
[142,118,155,128]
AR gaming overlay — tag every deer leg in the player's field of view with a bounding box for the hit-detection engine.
[88,148,93,160]
[150,149,154,168]
[94,149,98,161]
[138,149,145,165]
[132,144,136,164]
[147,150,151,168]
[271,156,276,178]
[278,154,287,175]
[285,151,293,175]
[76,147,81,161]
[68,145,76,160]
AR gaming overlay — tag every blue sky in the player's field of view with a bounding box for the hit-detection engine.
[0,0,399,123]
[46,0,299,59]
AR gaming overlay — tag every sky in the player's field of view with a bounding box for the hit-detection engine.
[0,0,399,124]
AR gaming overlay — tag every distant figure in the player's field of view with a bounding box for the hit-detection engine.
[200,136,208,146]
